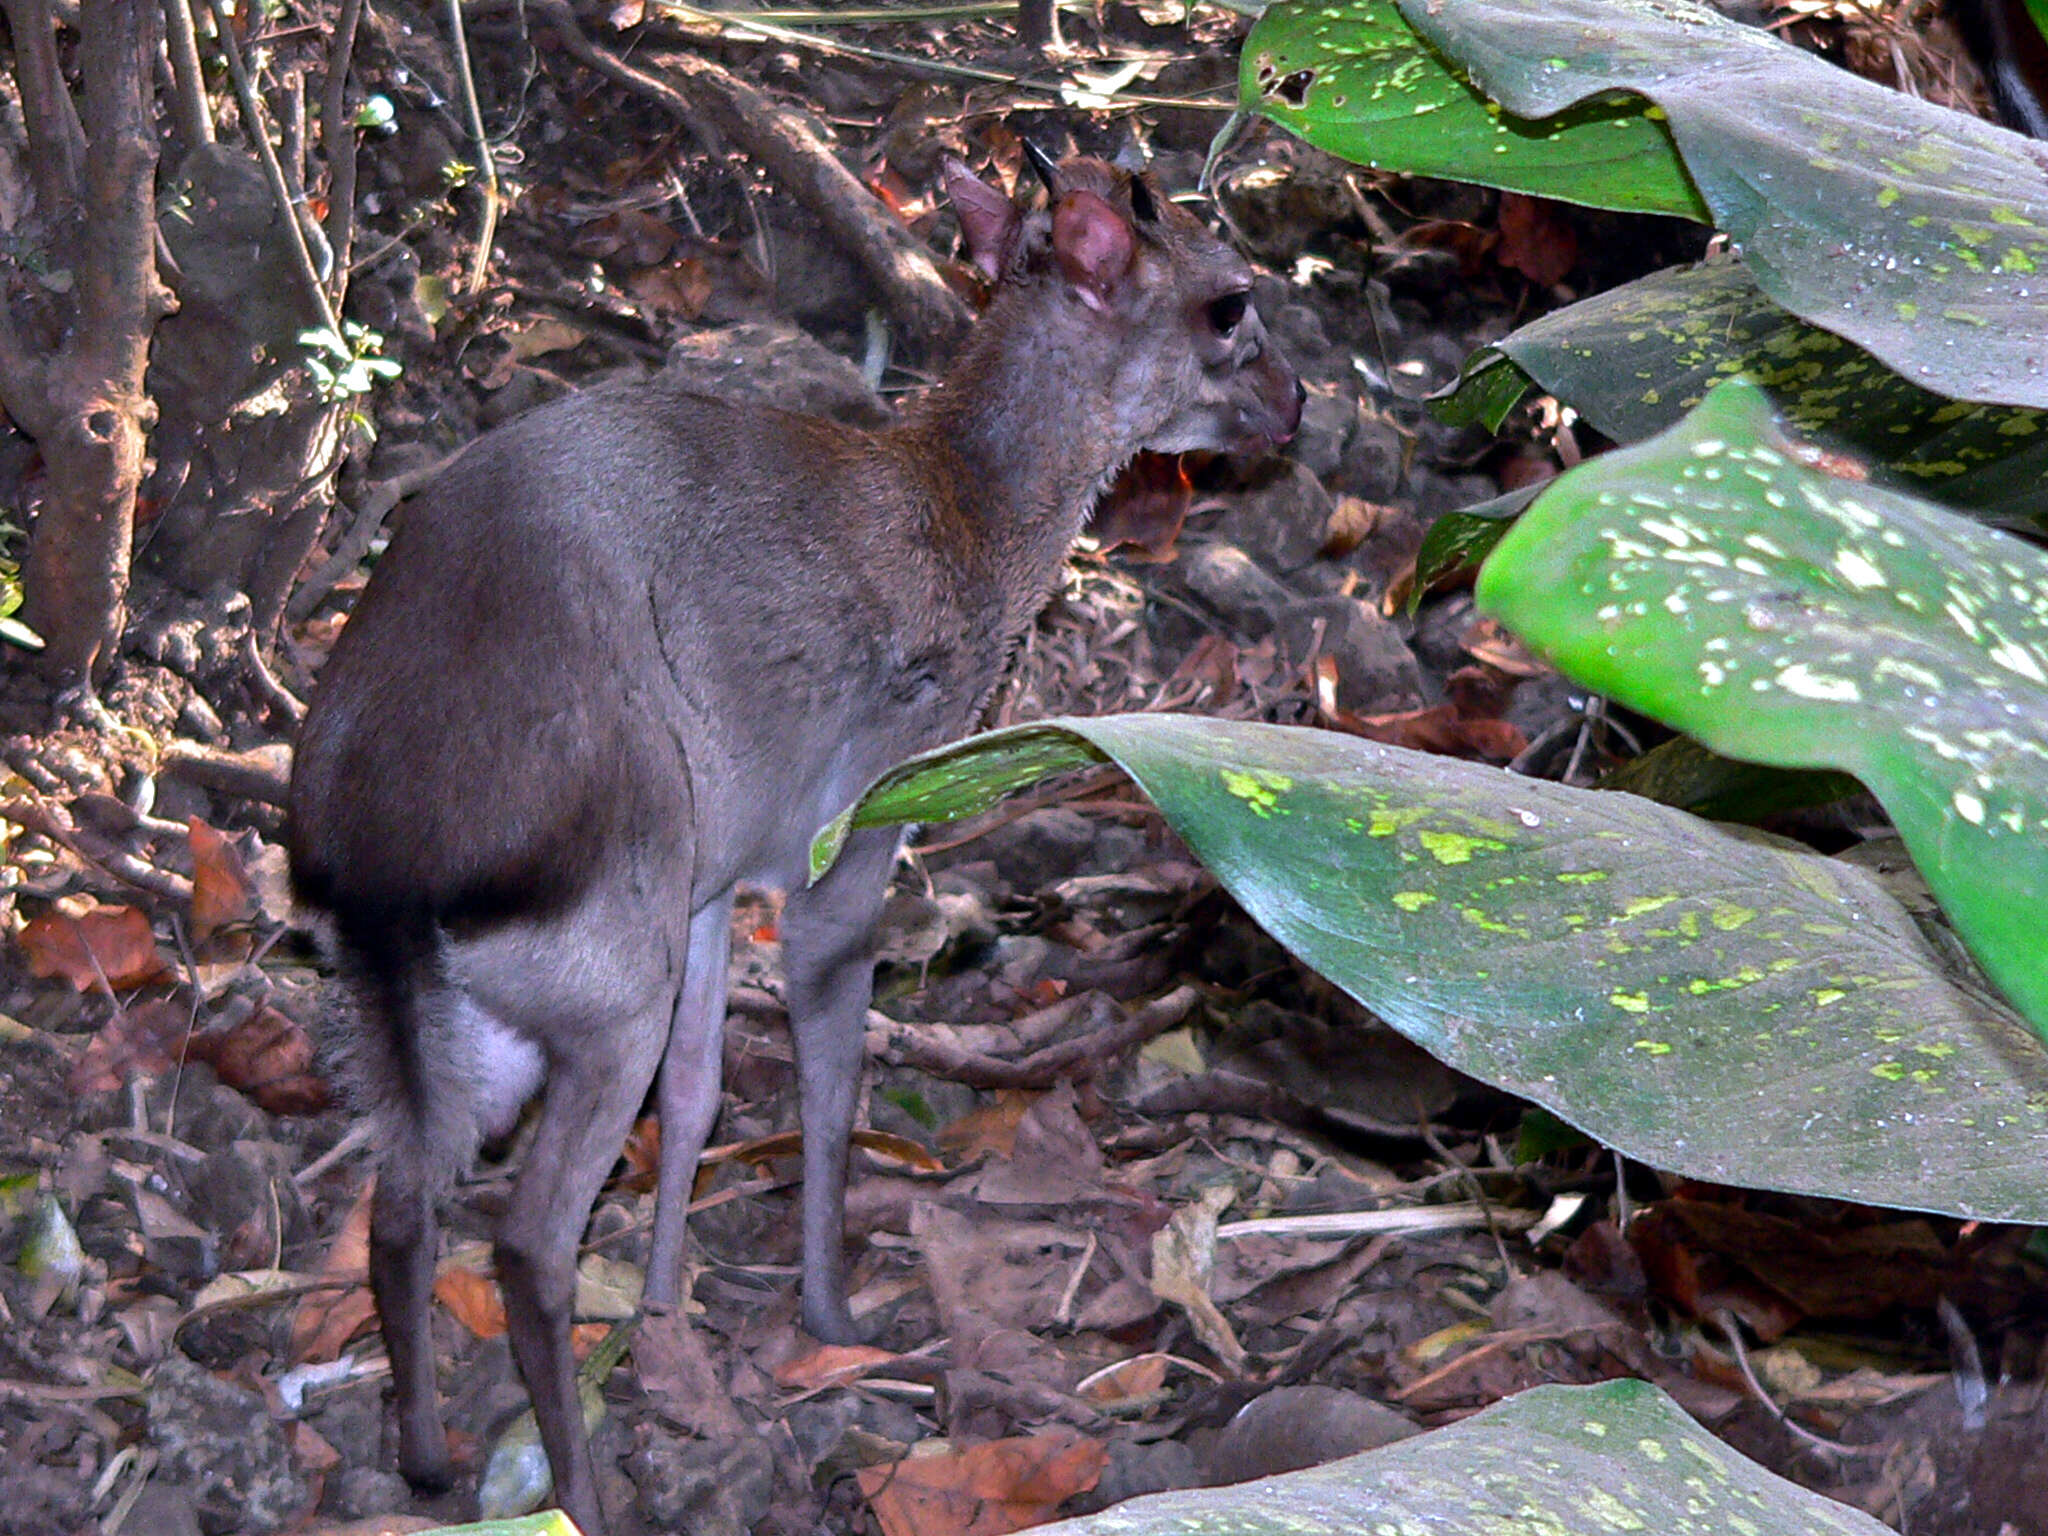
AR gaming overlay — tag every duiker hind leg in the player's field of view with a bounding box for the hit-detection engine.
[370,1149,454,1490]
[779,827,902,1344]
[447,886,691,1536]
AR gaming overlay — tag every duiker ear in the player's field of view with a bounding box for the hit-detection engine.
[944,157,1022,282]
[1052,189,1137,312]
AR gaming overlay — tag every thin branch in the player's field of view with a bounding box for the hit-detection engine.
[320,0,368,299]
[2,0,87,207]
[160,0,216,149]
[444,0,501,295]
[528,0,970,356]
[202,0,343,338]
[284,448,456,621]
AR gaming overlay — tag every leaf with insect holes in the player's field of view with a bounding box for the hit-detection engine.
[1478,378,2048,1037]
[1242,0,2048,407]
[1435,257,2048,524]
[1239,0,1704,221]
[822,714,2048,1225]
[1034,1379,1889,1536]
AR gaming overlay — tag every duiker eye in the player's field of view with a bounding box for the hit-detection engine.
[1207,291,1248,336]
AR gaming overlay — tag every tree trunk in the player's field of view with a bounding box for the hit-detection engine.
[12,0,166,689]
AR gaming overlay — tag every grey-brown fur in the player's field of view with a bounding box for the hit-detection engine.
[288,153,1299,1536]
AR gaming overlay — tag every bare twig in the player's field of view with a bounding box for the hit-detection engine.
[321,0,369,298]
[867,984,1202,1089]
[1710,1309,1890,1460]
[19,0,167,685]
[160,0,216,149]
[202,0,343,338]
[0,797,195,904]
[2,0,87,207]
[160,740,292,806]
[241,630,308,723]
[527,0,971,356]
[444,0,501,295]
[285,448,458,621]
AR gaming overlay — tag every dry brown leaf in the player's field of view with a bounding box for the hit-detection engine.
[289,1417,343,1472]
[433,1265,507,1339]
[937,1091,1035,1161]
[627,258,712,319]
[1496,192,1578,286]
[773,1342,899,1391]
[856,1427,1108,1536]
[67,997,190,1095]
[292,1185,374,1363]
[1087,452,1193,561]
[1319,496,1385,560]
[1078,1352,1169,1404]
[188,1004,331,1115]
[22,905,170,991]
[854,1129,945,1173]
[187,817,255,939]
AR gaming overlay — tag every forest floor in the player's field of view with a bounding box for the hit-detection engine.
[3,2,2046,1534]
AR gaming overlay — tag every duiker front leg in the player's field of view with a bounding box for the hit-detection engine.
[779,827,901,1344]
[645,895,734,1308]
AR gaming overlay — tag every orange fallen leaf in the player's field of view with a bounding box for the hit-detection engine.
[857,1428,1108,1536]
[21,905,169,991]
[188,817,255,940]
[853,1129,944,1173]
[288,1417,342,1472]
[1496,191,1578,287]
[937,1091,1035,1161]
[1087,452,1193,561]
[1078,1353,1169,1404]
[292,1185,375,1364]
[434,1266,507,1339]
[67,997,191,1095]
[774,1342,900,1391]
[188,1004,330,1115]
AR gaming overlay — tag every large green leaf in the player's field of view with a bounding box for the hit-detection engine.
[1237,0,1706,221]
[823,713,2048,1224]
[1241,0,2048,408]
[1437,256,2048,522]
[1039,1380,1887,1536]
[1478,379,2048,1038]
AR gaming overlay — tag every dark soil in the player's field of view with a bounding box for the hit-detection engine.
[1,4,2041,1535]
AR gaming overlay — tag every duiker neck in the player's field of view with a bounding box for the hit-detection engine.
[895,279,1132,605]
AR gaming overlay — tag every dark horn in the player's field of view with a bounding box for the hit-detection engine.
[1023,140,1061,199]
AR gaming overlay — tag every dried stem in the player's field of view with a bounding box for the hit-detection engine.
[444,0,500,295]
[201,0,342,338]
[2,0,87,207]
[321,0,368,298]
[159,0,216,149]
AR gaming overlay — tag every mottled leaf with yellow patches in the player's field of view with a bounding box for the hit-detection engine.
[1479,379,2048,1038]
[821,711,2048,1225]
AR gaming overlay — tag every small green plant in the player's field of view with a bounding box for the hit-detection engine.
[0,516,41,651]
[298,320,402,405]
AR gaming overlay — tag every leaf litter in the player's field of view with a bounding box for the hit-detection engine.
[0,1,2040,1533]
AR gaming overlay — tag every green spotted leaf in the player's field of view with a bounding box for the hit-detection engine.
[827,713,2048,1224]
[1237,0,1706,221]
[1039,1380,1888,1536]
[1436,257,2048,522]
[1240,0,2048,408]
[1477,378,2048,1038]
